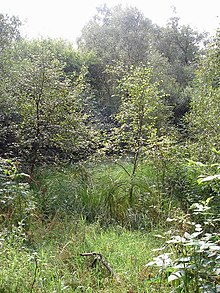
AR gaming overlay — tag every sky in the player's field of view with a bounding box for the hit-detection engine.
[1,0,220,45]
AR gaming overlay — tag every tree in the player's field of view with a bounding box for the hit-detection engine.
[185,30,220,161]
[107,64,172,203]
[154,15,206,123]
[78,6,206,125]
[78,5,155,65]
[0,14,22,156]
[78,5,156,121]
[38,38,96,78]
[1,40,95,173]
[0,13,21,53]
[156,16,204,68]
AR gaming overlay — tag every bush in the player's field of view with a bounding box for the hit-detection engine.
[146,156,220,292]
[0,157,36,229]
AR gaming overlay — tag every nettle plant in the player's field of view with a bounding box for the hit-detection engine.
[146,156,220,293]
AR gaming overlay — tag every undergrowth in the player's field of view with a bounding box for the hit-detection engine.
[0,155,219,292]
[0,218,166,292]
[32,160,179,229]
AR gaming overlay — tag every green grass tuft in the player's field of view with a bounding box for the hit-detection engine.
[32,160,180,229]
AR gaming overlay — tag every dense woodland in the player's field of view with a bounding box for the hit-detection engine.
[0,6,220,292]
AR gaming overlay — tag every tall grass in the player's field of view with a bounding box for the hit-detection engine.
[32,160,179,229]
[0,218,168,292]
[2,157,218,291]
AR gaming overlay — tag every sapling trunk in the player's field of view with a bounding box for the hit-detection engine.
[129,147,140,205]
[30,72,44,176]
[128,104,144,205]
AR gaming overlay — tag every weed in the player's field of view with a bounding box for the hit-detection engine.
[146,157,220,292]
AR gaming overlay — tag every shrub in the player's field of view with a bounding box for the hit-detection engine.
[0,157,36,229]
[146,155,220,292]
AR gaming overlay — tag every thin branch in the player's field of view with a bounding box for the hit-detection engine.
[80,252,121,283]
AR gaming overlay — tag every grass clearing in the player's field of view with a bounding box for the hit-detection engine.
[0,218,167,292]
[2,159,218,292]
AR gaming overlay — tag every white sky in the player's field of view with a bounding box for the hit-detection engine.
[1,0,220,45]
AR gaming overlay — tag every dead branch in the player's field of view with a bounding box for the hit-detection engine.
[80,252,120,283]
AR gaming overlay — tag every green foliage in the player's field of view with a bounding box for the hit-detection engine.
[78,6,206,124]
[146,130,181,191]
[41,38,96,77]
[185,30,220,160]
[147,204,220,292]
[154,14,206,125]
[156,15,204,69]
[0,10,219,292]
[78,5,154,65]
[0,223,32,292]
[157,147,220,220]
[0,39,97,171]
[0,13,21,52]
[105,64,173,203]
[0,14,22,156]
[78,5,157,122]
[146,158,220,292]
[112,64,171,150]
[2,154,219,292]
[0,157,35,228]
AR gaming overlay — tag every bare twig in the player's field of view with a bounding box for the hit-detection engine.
[80,252,97,257]
[80,252,120,283]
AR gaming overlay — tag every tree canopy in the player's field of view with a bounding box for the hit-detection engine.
[0,8,218,168]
